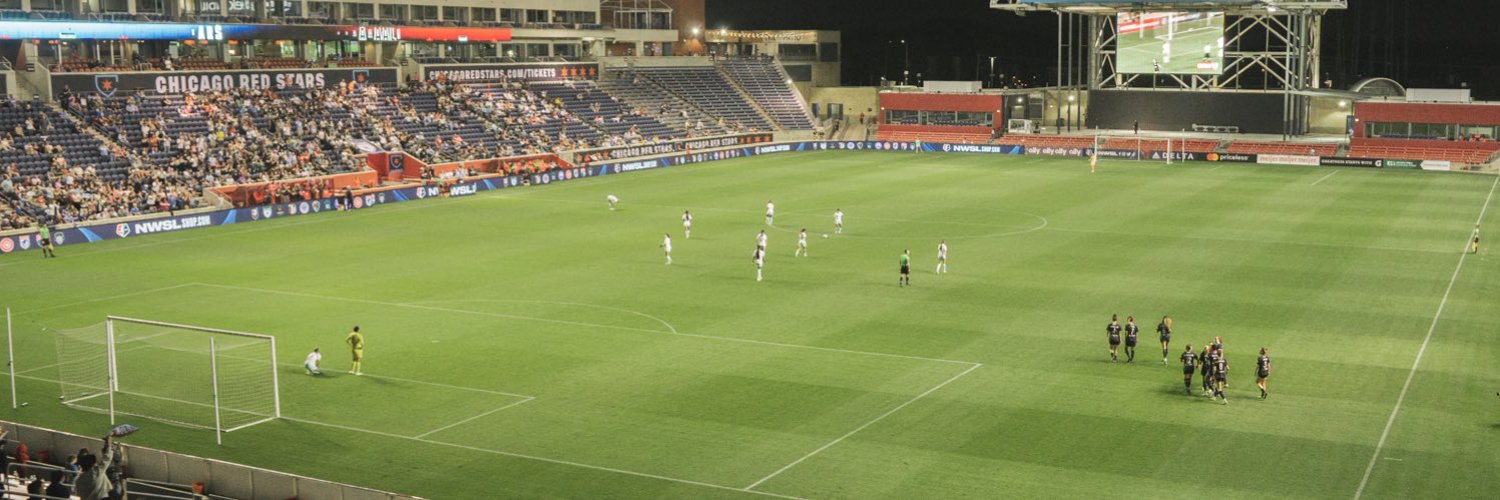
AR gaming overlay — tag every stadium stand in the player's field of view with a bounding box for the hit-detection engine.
[528,81,682,143]
[717,58,815,130]
[1227,141,1340,157]
[994,135,1096,149]
[629,66,775,131]
[1347,144,1500,165]
[596,72,732,135]
[1100,138,1220,154]
[875,130,991,144]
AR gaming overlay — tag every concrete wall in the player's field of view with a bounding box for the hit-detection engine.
[801,86,877,121]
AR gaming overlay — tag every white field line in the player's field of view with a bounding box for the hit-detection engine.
[1045,226,1449,255]
[0,191,499,269]
[1311,170,1339,186]
[12,283,198,316]
[22,373,802,499]
[120,332,536,400]
[190,282,978,366]
[414,397,536,439]
[1352,174,1500,500]
[744,362,983,491]
[278,416,810,500]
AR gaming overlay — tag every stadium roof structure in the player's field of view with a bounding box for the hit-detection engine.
[989,1,1347,15]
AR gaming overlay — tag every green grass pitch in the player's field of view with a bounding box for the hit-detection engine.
[2,151,1498,499]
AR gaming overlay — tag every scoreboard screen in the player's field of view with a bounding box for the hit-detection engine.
[1116,11,1226,75]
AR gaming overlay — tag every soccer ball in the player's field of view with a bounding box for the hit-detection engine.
[822,234,829,239]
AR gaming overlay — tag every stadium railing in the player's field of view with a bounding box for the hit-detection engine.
[0,422,423,500]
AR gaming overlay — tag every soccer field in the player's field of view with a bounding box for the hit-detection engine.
[2,151,1498,499]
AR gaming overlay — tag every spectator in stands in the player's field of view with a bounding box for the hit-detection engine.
[26,475,43,500]
[73,436,114,500]
[45,470,71,498]
[14,442,29,479]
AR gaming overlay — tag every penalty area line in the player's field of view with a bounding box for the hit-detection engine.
[744,362,982,491]
[1352,174,1499,500]
[280,416,809,500]
[413,396,536,439]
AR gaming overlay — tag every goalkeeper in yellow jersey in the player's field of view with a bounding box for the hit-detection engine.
[345,326,364,376]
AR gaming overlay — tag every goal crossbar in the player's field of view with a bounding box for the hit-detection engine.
[88,316,283,444]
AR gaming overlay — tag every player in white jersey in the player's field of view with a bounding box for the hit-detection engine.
[796,229,809,257]
[765,200,775,226]
[661,233,673,265]
[606,194,619,211]
[936,240,949,273]
[833,209,844,235]
[1472,224,1481,254]
[304,348,322,375]
[753,247,765,282]
[682,210,693,239]
[757,230,768,252]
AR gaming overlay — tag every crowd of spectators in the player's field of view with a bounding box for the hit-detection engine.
[0,75,713,232]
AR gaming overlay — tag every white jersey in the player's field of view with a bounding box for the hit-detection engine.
[798,233,808,247]
[757,233,768,248]
[607,195,619,204]
[938,243,948,259]
[304,351,321,366]
[834,211,844,224]
[766,203,775,216]
[663,236,672,252]
[682,213,693,227]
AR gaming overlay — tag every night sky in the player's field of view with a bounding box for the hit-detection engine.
[708,0,1495,97]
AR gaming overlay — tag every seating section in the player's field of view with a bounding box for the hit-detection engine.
[1228,141,1339,157]
[995,135,1096,149]
[530,81,679,143]
[1100,138,1220,154]
[1347,145,1500,165]
[596,74,730,135]
[0,101,137,227]
[717,59,814,130]
[631,67,774,131]
[875,130,991,144]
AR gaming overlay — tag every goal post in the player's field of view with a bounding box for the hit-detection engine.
[1092,134,1182,164]
[53,316,281,443]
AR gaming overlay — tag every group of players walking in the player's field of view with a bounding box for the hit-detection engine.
[1107,314,1271,405]
[645,197,950,284]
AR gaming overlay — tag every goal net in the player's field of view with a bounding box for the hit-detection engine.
[53,317,281,442]
[1092,135,1189,164]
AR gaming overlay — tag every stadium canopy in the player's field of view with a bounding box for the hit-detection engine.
[990,1,1347,15]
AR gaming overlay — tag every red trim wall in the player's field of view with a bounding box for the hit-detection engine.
[1353,101,1500,148]
[878,92,1004,134]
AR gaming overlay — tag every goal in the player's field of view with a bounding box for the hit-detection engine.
[1092,134,1186,164]
[53,316,281,444]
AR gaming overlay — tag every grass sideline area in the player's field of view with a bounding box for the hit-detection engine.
[2,151,1497,499]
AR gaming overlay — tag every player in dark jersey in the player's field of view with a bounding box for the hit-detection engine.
[1180,344,1196,395]
[1124,316,1140,362]
[1198,344,1212,396]
[1106,314,1122,362]
[1256,347,1272,400]
[1157,316,1173,364]
[1213,355,1230,404]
